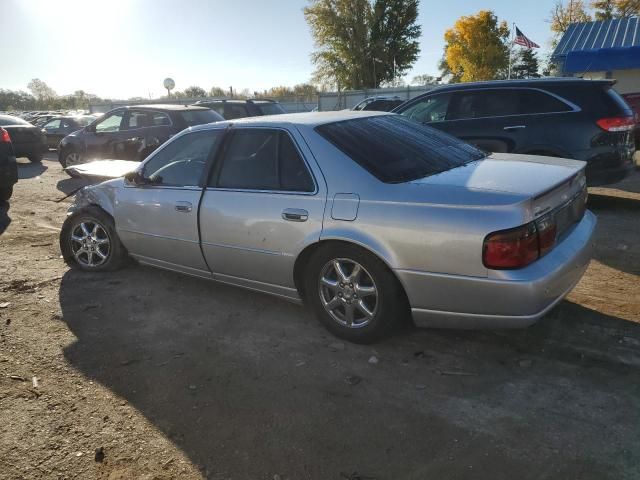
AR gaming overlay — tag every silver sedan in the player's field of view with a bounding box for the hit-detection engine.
[60,111,596,343]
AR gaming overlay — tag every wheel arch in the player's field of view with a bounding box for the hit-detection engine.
[293,236,407,302]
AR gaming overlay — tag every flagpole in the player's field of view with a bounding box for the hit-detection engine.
[508,22,515,80]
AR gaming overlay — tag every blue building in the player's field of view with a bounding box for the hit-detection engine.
[551,17,640,98]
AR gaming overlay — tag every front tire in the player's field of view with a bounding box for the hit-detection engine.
[304,243,407,343]
[60,148,83,169]
[60,206,127,272]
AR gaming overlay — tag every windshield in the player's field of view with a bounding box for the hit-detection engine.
[179,109,224,126]
[315,115,486,183]
[256,103,286,115]
[0,115,31,126]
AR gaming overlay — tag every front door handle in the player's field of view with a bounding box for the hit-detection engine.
[282,208,308,222]
[503,125,526,131]
[175,201,193,212]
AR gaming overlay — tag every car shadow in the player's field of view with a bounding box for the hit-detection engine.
[58,265,640,479]
[17,160,48,179]
[0,201,10,235]
[587,193,640,276]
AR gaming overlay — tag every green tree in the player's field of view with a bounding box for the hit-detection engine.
[411,74,436,85]
[441,11,510,83]
[209,86,226,97]
[183,86,206,98]
[370,0,421,86]
[27,78,57,106]
[304,0,421,89]
[512,48,541,79]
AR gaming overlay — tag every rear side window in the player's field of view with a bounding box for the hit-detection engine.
[150,112,171,127]
[215,129,314,192]
[179,109,224,127]
[448,90,518,120]
[125,110,149,129]
[225,104,250,119]
[362,100,404,112]
[519,90,573,114]
[546,83,632,116]
[256,103,286,116]
[316,115,486,183]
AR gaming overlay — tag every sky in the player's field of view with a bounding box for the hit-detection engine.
[2,0,561,99]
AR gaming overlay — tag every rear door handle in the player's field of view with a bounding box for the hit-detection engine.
[282,208,308,222]
[175,201,193,212]
[503,125,526,131]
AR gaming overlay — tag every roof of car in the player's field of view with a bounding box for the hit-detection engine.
[196,99,279,104]
[190,110,390,130]
[117,104,211,111]
[421,77,615,94]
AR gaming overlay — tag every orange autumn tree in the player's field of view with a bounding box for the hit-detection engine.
[442,10,510,83]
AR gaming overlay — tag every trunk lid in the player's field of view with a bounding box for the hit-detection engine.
[414,152,587,219]
[4,125,43,145]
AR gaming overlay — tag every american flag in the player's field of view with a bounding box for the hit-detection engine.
[514,27,540,49]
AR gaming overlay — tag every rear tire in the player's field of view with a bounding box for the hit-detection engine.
[29,154,43,163]
[304,243,407,344]
[60,206,127,272]
[0,186,13,202]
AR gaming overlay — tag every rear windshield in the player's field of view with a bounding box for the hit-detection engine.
[256,103,286,116]
[178,109,224,126]
[316,115,486,183]
[0,115,30,126]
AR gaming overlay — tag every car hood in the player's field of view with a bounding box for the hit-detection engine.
[65,160,139,181]
[412,153,585,197]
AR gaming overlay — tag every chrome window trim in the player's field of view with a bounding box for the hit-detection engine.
[414,87,581,124]
[209,125,319,196]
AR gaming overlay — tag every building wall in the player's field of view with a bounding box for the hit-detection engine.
[582,69,640,94]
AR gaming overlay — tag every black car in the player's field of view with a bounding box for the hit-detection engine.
[58,105,223,168]
[0,115,47,163]
[194,99,286,120]
[0,127,18,202]
[41,116,95,150]
[393,78,636,186]
[352,96,405,112]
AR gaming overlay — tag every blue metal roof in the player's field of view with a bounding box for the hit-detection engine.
[552,17,640,59]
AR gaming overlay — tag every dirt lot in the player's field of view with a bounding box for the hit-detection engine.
[1,153,639,480]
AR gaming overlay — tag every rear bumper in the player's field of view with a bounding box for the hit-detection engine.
[13,141,47,158]
[396,210,597,329]
[0,155,18,188]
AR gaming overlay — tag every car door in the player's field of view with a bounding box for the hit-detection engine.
[114,129,223,276]
[118,109,152,160]
[199,126,326,298]
[84,109,126,160]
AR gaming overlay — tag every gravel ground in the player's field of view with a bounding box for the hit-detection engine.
[1,154,639,480]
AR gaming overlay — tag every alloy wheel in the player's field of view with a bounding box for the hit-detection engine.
[69,220,111,268]
[65,152,83,167]
[318,258,378,328]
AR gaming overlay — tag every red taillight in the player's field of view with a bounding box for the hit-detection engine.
[0,128,10,143]
[596,116,636,132]
[483,223,539,269]
[483,214,558,270]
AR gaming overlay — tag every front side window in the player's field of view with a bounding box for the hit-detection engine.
[401,94,452,123]
[43,119,62,130]
[214,129,314,192]
[316,115,486,183]
[95,111,125,133]
[142,130,221,187]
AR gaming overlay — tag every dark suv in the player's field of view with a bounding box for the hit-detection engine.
[58,105,223,168]
[393,78,636,185]
[194,99,286,120]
